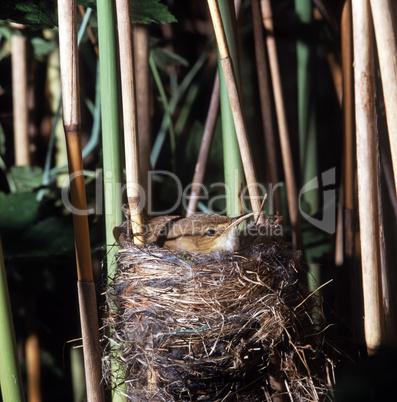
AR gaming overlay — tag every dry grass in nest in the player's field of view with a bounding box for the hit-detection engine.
[102,224,335,401]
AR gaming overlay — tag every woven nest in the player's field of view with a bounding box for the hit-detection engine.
[102,223,334,401]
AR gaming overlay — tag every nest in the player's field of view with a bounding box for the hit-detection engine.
[103,224,335,401]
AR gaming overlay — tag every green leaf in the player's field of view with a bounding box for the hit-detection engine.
[0,24,12,60]
[130,0,176,24]
[0,191,40,231]
[0,24,12,42]
[31,36,56,59]
[9,166,43,192]
[0,0,175,29]
[23,216,75,256]
[0,214,76,259]
[0,0,57,29]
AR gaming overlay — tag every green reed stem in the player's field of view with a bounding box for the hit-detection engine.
[0,238,25,402]
[217,1,244,217]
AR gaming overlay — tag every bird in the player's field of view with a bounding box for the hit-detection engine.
[113,212,254,253]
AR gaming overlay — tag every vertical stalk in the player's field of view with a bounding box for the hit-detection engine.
[185,0,242,217]
[216,1,244,218]
[0,239,25,402]
[208,0,265,223]
[58,0,92,286]
[260,0,302,249]
[341,0,355,261]
[71,346,86,401]
[11,31,29,166]
[57,0,104,399]
[352,0,383,353]
[333,1,347,268]
[96,1,126,400]
[25,301,41,402]
[186,74,220,216]
[376,131,392,342]
[369,0,397,198]
[97,0,123,276]
[369,0,397,342]
[295,0,318,215]
[251,0,281,215]
[134,25,151,200]
[115,0,145,244]
[335,183,344,266]
[295,0,320,295]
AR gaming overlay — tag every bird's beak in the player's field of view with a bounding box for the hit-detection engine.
[224,212,255,232]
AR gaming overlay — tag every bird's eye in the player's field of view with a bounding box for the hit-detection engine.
[205,229,217,237]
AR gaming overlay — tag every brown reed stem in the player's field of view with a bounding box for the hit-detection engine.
[341,0,355,260]
[115,0,145,245]
[58,2,92,283]
[77,281,106,401]
[351,0,383,353]
[11,31,29,166]
[369,0,397,199]
[187,0,241,217]
[25,300,41,402]
[134,24,151,200]
[26,333,41,402]
[335,183,344,266]
[260,0,302,250]
[207,0,265,224]
[251,0,281,215]
[186,74,220,216]
[331,27,343,265]
[57,0,104,398]
[370,0,397,343]
[12,33,41,396]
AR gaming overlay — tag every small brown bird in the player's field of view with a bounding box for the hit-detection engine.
[114,212,254,253]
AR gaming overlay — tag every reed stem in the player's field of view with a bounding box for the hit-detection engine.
[58,0,93,283]
[341,0,355,261]
[97,0,123,277]
[260,0,302,249]
[0,239,25,402]
[208,0,265,223]
[115,0,145,244]
[25,300,41,402]
[57,0,104,398]
[296,0,318,215]
[251,0,281,215]
[186,74,219,216]
[11,32,29,166]
[352,0,383,353]
[369,0,397,344]
[369,0,397,198]
[134,25,151,200]
[187,0,242,217]
[97,0,129,398]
